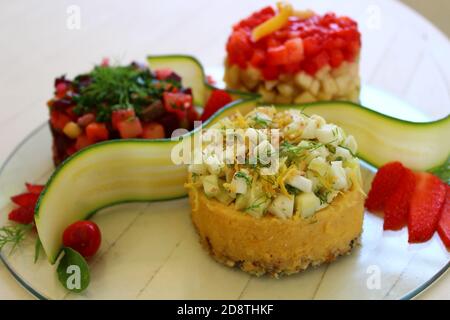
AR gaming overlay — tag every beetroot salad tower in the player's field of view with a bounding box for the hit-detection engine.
[224,3,362,104]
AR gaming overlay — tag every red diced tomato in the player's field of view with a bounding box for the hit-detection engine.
[266,45,289,66]
[25,183,45,195]
[330,49,344,68]
[312,51,330,70]
[117,117,143,139]
[50,111,71,131]
[250,49,266,67]
[112,109,135,130]
[285,38,304,64]
[261,65,279,80]
[200,90,233,121]
[142,122,165,139]
[11,192,39,207]
[303,37,321,57]
[8,206,35,225]
[86,122,109,142]
[163,92,193,119]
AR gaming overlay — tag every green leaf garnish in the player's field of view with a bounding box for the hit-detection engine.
[57,247,90,293]
[429,157,450,185]
[234,171,252,186]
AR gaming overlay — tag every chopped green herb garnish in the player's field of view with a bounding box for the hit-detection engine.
[0,224,32,254]
[234,171,252,186]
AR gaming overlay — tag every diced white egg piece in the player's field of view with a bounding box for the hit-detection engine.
[344,135,358,154]
[253,112,272,124]
[331,161,348,190]
[254,140,275,160]
[204,154,224,175]
[308,157,329,176]
[232,171,250,194]
[316,124,336,144]
[311,145,330,159]
[269,194,295,219]
[286,175,313,193]
[202,175,220,197]
[310,115,326,128]
[335,146,352,160]
[295,192,321,218]
[188,163,208,175]
[295,71,313,90]
[300,120,317,139]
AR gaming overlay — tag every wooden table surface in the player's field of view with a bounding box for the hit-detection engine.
[0,0,448,300]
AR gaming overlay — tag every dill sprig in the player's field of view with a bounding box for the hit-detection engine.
[0,224,33,254]
[73,64,181,122]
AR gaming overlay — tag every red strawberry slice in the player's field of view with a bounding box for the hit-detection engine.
[408,172,446,243]
[365,162,406,212]
[25,183,45,195]
[8,206,35,225]
[11,192,39,207]
[384,167,416,230]
[437,185,450,248]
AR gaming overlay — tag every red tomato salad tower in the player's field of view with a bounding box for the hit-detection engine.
[224,3,361,104]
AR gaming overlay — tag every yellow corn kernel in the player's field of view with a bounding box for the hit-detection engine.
[63,121,82,139]
[251,2,293,42]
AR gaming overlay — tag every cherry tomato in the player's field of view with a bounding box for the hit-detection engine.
[62,221,102,258]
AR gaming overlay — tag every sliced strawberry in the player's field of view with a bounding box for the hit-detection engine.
[11,192,39,207]
[383,168,416,230]
[25,183,45,195]
[8,206,35,225]
[437,185,450,248]
[365,162,406,212]
[408,172,446,243]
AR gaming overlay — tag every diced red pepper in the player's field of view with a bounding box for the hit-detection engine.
[86,122,109,142]
[11,192,39,207]
[200,90,233,122]
[142,122,165,139]
[117,117,143,139]
[8,206,35,225]
[112,109,136,130]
